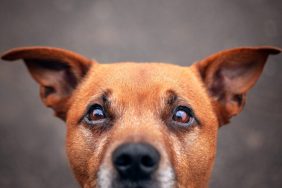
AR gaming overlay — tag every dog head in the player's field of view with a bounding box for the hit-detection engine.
[2,46,281,188]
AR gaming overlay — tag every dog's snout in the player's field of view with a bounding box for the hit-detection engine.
[112,143,160,180]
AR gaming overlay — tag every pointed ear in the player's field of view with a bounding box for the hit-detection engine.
[1,46,94,120]
[194,46,281,126]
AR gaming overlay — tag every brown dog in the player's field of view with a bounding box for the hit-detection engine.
[1,46,281,188]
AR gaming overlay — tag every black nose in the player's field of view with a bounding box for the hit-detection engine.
[112,143,160,180]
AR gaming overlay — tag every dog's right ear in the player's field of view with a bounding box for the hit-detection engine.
[193,46,281,126]
[1,46,93,120]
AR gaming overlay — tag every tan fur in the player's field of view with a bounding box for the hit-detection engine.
[1,46,281,188]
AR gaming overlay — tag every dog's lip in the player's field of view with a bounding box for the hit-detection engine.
[95,170,175,188]
[108,179,160,188]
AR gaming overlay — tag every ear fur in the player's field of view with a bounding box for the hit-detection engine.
[1,46,93,120]
[194,46,281,126]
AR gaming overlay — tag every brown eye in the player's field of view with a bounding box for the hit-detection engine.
[84,104,106,125]
[90,107,105,120]
[172,106,194,127]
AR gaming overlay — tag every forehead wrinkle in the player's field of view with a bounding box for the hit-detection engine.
[165,90,178,106]
[83,63,196,114]
[86,89,112,106]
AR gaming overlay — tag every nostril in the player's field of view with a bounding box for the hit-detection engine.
[115,154,132,169]
[141,155,155,168]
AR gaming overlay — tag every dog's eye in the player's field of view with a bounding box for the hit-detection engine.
[172,106,195,127]
[84,104,106,125]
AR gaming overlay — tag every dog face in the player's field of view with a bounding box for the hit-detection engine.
[67,63,218,188]
[2,46,281,188]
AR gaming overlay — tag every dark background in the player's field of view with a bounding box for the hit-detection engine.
[0,0,282,187]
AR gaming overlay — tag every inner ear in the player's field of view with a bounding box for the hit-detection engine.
[1,46,93,120]
[24,59,86,120]
[25,59,78,93]
[211,53,266,96]
[194,46,281,126]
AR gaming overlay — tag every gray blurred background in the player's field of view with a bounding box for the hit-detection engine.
[0,0,281,187]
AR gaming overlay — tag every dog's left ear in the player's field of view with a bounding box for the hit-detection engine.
[1,46,93,120]
[194,46,281,126]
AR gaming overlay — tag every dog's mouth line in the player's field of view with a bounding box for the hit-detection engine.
[95,177,175,188]
[96,165,176,188]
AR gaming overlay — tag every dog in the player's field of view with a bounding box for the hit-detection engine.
[1,46,281,188]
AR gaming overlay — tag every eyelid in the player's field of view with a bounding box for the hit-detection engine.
[172,115,195,127]
[83,114,107,125]
[88,104,104,112]
[78,103,104,124]
[173,105,201,126]
[175,106,193,114]
[82,104,107,126]
[78,90,112,124]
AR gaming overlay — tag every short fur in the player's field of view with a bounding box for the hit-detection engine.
[1,46,281,188]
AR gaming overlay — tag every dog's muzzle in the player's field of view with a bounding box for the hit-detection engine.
[112,143,160,181]
[109,143,161,187]
[97,143,175,188]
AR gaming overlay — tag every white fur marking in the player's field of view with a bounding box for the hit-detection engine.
[97,165,112,188]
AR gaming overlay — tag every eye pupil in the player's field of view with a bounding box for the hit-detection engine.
[172,106,195,125]
[173,110,190,123]
[89,106,105,121]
